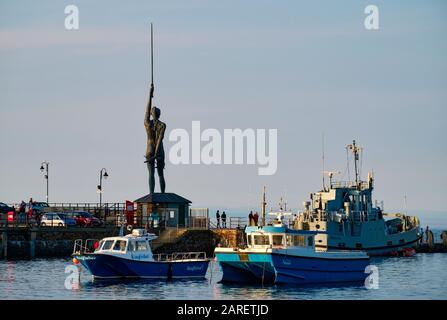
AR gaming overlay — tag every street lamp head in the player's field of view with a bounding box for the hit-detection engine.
[103,171,109,179]
[40,165,44,172]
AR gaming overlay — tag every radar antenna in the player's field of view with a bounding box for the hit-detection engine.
[347,140,362,189]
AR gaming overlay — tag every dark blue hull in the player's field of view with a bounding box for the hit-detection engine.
[75,254,209,280]
[219,261,276,284]
[272,253,369,285]
[215,252,275,284]
[171,260,210,279]
[215,251,369,285]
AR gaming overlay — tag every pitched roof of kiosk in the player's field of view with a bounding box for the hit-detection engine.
[134,193,192,204]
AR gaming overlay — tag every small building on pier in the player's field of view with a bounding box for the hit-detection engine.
[134,193,191,228]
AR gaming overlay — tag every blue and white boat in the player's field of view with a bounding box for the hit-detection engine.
[215,212,370,285]
[72,229,209,280]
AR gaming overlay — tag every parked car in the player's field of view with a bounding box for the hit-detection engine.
[0,202,15,214]
[0,202,15,225]
[65,211,102,227]
[40,213,77,227]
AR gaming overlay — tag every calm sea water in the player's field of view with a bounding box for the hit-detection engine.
[0,253,446,300]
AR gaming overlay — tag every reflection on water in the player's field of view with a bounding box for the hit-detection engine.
[0,254,446,300]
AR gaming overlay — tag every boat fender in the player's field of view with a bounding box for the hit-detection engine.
[126,224,133,232]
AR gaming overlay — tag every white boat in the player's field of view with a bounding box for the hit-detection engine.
[72,229,209,279]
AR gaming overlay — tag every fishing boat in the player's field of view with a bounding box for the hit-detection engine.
[72,229,209,280]
[293,140,421,256]
[215,211,370,285]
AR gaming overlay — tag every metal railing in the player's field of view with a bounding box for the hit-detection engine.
[73,239,100,255]
[0,212,116,229]
[330,181,370,190]
[153,252,207,261]
[1,202,127,229]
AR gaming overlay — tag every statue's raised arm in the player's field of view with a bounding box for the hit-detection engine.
[144,84,155,128]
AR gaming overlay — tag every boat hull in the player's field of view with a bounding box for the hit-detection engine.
[215,249,370,285]
[272,253,369,285]
[318,228,422,256]
[75,254,209,279]
[215,252,275,284]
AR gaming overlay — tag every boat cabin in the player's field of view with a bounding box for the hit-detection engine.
[93,229,158,260]
[245,226,320,250]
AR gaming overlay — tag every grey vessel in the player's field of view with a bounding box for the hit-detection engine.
[294,140,421,256]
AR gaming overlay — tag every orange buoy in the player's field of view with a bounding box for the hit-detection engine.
[73,258,79,265]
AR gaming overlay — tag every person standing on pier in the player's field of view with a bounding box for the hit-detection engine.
[216,210,221,228]
[221,211,227,228]
[28,198,34,221]
[19,201,26,224]
[248,211,254,226]
[253,211,259,226]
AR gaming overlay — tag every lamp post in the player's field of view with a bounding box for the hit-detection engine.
[40,161,50,203]
[97,168,109,207]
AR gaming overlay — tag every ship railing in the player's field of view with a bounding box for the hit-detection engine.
[153,252,207,261]
[73,238,99,255]
[171,252,207,261]
[331,181,369,189]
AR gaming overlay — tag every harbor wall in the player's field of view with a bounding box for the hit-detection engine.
[4,226,443,259]
[153,229,245,257]
[0,228,119,259]
[0,227,245,259]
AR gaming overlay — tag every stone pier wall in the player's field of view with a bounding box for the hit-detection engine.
[1,227,245,259]
[154,229,245,257]
[1,228,119,259]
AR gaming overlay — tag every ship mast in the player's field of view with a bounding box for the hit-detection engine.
[347,140,361,189]
[261,186,266,226]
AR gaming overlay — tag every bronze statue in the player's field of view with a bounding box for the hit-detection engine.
[144,84,166,193]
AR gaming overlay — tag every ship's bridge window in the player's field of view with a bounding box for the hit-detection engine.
[253,235,270,246]
[247,235,252,246]
[113,240,127,252]
[136,241,149,251]
[272,235,284,246]
[102,240,114,251]
[286,235,306,247]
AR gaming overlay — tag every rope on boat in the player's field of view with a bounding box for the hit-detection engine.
[209,257,214,284]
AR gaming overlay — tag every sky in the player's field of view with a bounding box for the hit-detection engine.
[1,1,446,223]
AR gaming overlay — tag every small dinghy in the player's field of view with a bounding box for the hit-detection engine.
[72,229,209,280]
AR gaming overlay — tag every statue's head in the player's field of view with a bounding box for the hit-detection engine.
[151,106,161,120]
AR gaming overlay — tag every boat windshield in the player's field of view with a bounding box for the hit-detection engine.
[113,240,127,252]
[286,234,306,247]
[253,235,269,246]
[136,241,149,251]
[102,240,114,250]
[272,235,284,247]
